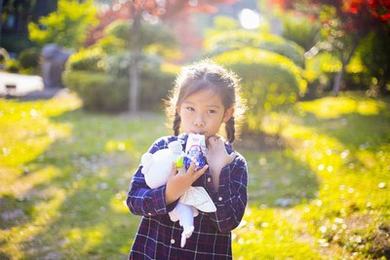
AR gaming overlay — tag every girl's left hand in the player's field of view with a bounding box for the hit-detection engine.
[205,135,236,189]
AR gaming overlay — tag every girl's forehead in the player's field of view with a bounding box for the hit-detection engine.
[182,89,223,106]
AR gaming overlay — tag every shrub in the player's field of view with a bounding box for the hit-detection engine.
[105,52,176,110]
[214,47,307,132]
[63,71,128,112]
[5,59,20,73]
[66,47,106,72]
[99,20,176,52]
[18,47,41,73]
[205,31,305,67]
[64,54,176,112]
[28,0,97,49]
[281,13,320,51]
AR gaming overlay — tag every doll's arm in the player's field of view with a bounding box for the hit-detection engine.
[126,137,179,217]
[204,154,248,233]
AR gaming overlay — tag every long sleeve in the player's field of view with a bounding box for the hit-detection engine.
[126,137,179,217]
[205,154,248,233]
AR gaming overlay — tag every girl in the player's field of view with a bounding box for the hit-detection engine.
[127,60,248,259]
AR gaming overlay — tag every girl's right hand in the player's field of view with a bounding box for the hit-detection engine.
[165,162,208,204]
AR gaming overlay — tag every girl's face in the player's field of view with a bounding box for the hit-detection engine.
[178,89,234,138]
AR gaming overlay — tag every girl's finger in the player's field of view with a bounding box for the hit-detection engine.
[187,161,196,174]
[194,164,208,179]
[171,163,178,175]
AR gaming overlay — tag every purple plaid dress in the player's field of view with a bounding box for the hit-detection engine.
[127,134,248,259]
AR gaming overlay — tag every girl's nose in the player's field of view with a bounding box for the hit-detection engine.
[193,115,205,127]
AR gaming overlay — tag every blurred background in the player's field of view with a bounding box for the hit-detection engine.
[0,0,389,259]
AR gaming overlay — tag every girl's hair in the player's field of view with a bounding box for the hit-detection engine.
[165,60,246,143]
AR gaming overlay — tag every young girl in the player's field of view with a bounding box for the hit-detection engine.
[127,60,248,259]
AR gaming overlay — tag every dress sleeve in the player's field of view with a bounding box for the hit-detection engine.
[205,154,248,233]
[126,137,179,217]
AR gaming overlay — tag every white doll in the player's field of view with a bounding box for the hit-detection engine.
[141,135,216,248]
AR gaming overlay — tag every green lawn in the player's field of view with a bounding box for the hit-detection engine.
[0,92,389,259]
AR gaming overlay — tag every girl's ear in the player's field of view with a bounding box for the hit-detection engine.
[223,107,234,123]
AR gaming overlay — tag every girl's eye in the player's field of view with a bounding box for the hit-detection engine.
[186,107,194,112]
[208,109,217,114]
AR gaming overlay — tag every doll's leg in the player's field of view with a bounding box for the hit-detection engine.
[174,203,194,247]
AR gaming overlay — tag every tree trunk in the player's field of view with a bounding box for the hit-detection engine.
[332,68,344,96]
[378,78,390,96]
[332,41,359,96]
[129,4,142,113]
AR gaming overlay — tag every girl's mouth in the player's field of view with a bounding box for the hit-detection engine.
[191,131,206,135]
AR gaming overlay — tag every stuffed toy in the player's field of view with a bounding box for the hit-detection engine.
[141,134,216,247]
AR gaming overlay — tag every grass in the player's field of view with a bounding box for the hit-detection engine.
[0,92,389,259]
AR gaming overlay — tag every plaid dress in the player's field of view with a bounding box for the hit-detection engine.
[127,134,248,260]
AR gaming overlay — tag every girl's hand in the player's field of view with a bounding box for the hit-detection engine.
[206,135,236,190]
[165,162,208,204]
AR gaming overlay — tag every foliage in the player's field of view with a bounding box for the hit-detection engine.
[63,71,128,112]
[4,58,20,73]
[280,12,320,50]
[66,47,106,72]
[273,0,390,94]
[95,20,177,56]
[18,47,41,74]
[64,56,176,112]
[213,47,307,132]
[204,15,240,39]
[205,30,305,68]
[105,52,176,110]
[86,0,237,47]
[28,0,97,49]
[0,34,33,54]
[359,30,390,95]
[65,15,178,112]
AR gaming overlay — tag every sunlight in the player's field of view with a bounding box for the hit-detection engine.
[238,9,261,30]
[297,96,385,119]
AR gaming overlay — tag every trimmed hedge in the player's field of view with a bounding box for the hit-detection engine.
[205,31,305,68]
[63,71,128,112]
[214,47,307,132]
[64,59,176,112]
[67,47,106,72]
[19,47,40,71]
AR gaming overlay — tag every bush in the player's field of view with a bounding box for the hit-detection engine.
[281,13,320,51]
[18,47,41,74]
[1,34,32,54]
[0,48,10,70]
[99,20,176,53]
[359,30,390,95]
[66,47,106,72]
[213,47,307,132]
[64,54,176,112]
[105,52,176,110]
[205,31,305,67]
[5,59,20,73]
[63,71,128,112]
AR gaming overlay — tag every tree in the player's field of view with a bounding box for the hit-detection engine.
[95,0,237,113]
[28,0,97,49]
[271,0,390,95]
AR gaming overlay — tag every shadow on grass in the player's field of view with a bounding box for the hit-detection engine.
[7,109,168,258]
[298,101,390,153]
[0,194,34,230]
[244,148,319,208]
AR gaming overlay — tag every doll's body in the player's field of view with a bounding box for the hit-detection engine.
[141,134,216,247]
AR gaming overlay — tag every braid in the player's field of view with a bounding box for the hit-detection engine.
[173,112,181,136]
[225,117,235,143]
